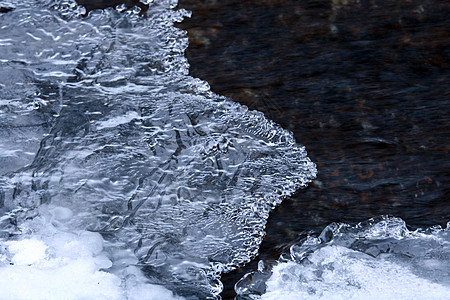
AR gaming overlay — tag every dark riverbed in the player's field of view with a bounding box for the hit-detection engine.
[176,0,449,297]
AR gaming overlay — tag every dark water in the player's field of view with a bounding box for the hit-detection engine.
[176,0,449,297]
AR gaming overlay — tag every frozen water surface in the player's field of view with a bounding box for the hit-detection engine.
[236,216,450,300]
[0,0,316,298]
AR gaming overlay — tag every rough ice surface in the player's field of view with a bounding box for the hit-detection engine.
[235,216,450,300]
[0,0,316,298]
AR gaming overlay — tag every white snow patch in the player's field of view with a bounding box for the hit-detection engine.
[0,237,122,300]
[0,205,183,300]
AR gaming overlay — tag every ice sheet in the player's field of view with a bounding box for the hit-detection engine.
[0,0,316,297]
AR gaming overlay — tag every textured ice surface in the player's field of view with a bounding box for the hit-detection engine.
[0,0,316,297]
[236,216,450,300]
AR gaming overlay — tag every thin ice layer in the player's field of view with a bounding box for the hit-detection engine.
[0,0,316,297]
[236,216,450,299]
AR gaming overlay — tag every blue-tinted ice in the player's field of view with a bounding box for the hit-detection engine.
[0,0,316,297]
[236,216,450,299]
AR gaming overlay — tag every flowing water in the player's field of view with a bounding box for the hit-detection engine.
[0,0,448,299]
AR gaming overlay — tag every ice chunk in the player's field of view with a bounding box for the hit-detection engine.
[236,216,450,299]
